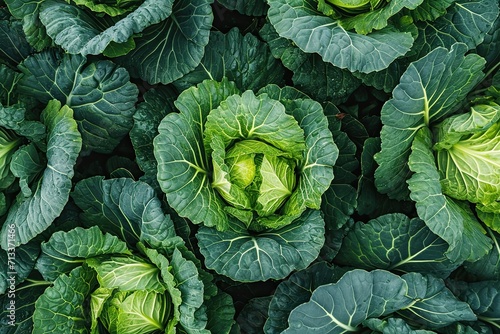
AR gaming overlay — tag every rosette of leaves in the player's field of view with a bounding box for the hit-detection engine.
[266,0,457,74]
[27,177,235,333]
[129,27,287,194]
[153,78,338,281]
[13,49,138,154]
[374,42,499,263]
[3,0,213,84]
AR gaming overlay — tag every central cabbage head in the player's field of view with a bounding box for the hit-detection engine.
[324,0,387,15]
[203,90,308,231]
[212,139,297,223]
[154,81,338,233]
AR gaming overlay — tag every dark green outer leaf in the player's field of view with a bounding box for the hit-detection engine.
[409,0,455,22]
[169,247,209,333]
[67,60,138,153]
[130,87,177,192]
[321,184,357,231]
[356,137,415,218]
[205,291,235,334]
[117,0,213,85]
[399,273,477,329]
[463,229,500,281]
[363,317,435,334]
[264,262,347,334]
[196,209,325,282]
[4,0,52,51]
[259,22,360,105]
[267,0,415,73]
[0,64,20,106]
[448,280,500,329]
[407,128,492,263]
[237,296,271,334]
[33,265,97,334]
[334,213,460,278]
[283,269,414,333]
[17,50,83,102]
[0,100,82,249]
[374,43,485,200]
[174,28,285,92]
[10,143,45,198]
[353,58,409,93]
[0,103,46,143]
[39,0,174,55]
[0,19,34,66]
[258,22,309,73]
[0,240,40,294]
[0,251,8,295]
[413,0,500,59]
[321,129,358,230]
[72,177,141,245]
[17,50,139,153]
[72,176,181,251]
[256,85,310,107]
[476,14,500,70]
[292,54,361,105]
[0,282,48,333]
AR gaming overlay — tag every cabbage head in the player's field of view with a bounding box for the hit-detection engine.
[433,94,500,206]
[31,181,235,334]
[0,128,21,190]
[154,79,338,281]
[324,0,387,16]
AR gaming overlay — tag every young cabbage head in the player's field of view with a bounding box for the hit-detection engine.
[325,0,386,15]
[0,127,21,189]
[202,89,309,231]
[212,139,298,224]
[154,79,338,232]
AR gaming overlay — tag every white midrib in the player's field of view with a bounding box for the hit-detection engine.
[313,300,358,332]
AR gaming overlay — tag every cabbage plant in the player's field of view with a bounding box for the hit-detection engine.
[3,0,213,84]
[29,177,235,333]
[266,0,429,73]
[266,0,498,78]
[2,0,500,332]
[374,42,499,263]
[154,79,338,281]
[31,226,233,334]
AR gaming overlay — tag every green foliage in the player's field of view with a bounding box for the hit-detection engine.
[334,213,461,277]
[1,1,499,333]
[17,50,139,153]
[0,100,82,248]
[31,217,233,333]
[154,78,337,281]
[374,43,485,200]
